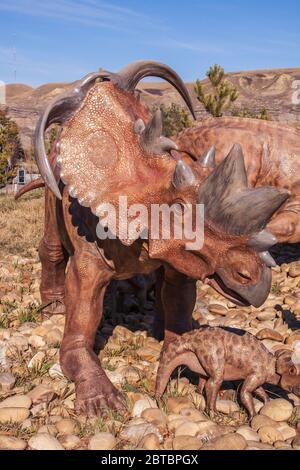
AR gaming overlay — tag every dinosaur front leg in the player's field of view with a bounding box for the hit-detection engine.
[161,266,196,346]
[60,250,125,416]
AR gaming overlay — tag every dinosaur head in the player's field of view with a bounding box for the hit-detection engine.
[34,61,288,308]
[149,144,289,307]
[275,350,300,397]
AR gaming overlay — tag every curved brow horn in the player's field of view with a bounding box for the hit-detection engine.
[34,71,111,199]
[112,60,196,120]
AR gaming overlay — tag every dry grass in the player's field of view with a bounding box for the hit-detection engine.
[0,190,44,256]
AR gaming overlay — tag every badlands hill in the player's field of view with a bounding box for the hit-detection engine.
[4,67,300,155]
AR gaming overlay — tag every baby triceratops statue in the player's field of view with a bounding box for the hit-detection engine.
[155,327,300,418]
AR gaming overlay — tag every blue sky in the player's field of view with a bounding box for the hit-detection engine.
[0,0,299,86]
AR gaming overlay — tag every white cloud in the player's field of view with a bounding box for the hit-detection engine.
[0,0,165,33]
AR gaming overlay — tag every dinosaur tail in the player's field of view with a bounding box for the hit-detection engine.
[155,331,202,397]
[14,177,45,200]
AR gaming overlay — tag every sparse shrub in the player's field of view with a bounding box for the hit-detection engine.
[151,103,192,137]
[194,64,239,117]
[0,108,24,186]
[232,106,272,120]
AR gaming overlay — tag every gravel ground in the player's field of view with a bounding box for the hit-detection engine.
[0,245,300,450]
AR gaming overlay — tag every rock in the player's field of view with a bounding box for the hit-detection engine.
[292,435,300,450]
[251,414,278,431]
[28,384,56,405]
[0,394,31,409]
[253,398,264,414]
[172,436,203,450]
[179,408,207,422]
[256,328,283,342]
[246,441,274,450]
[0,407,30,423]
[0,372,15,391]
[48,363,64,378]
[141,433,161,450]
[59,434,81,450]
[28,334,46,348]
[216,399,240,415]
[276,423,297,440]
[141,408,167,430]
[196,421,231,442]
[28,351,46,369]
[167,417,187,433]
[7,335,28,351]
[167,396,194,413]
[88,432,116,450]
[258,426,284,444]
[56,418,77,435]
[28,433,64,450]
[45,329,63,346]
[260,398,293,422]
[120,422,162,444]
[209,304,228,316]
[175,421,201,437]
[136,347,159,361]
[0,435,27,450]
[192,393,206,410]
[274,440,291,449]
[119,366,141,383]
[286,331,300,346]
[0,341,10,368]
[37,425,57,436]
[256,310,276,321]
[288,261,300,277]
[236,425,260,442]
[132,397,157,417]
[21,418,32,430]
[205,433,247,450]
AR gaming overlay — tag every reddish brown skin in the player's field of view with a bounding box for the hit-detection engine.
[174,117,300,243]
[20,84,282,417]
[155,327,300,418]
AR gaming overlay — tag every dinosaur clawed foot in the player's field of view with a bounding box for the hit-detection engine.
[41,299,66,316]
[75,373,126,417]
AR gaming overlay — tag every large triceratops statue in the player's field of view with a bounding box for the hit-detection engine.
[20,61,289,416]
[174,117,300,244]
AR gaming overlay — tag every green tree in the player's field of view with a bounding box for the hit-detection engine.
[0,109,24,186]
[152,103,192,137]
[195,64,239,117]
[231,106,272,121]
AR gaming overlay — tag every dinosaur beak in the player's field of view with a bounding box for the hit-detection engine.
[207,265,272,308]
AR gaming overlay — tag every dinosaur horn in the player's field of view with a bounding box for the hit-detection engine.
[34,71,111,199]
[138,110,178,154]
[259,251,277,267]
[172,159,196,190]
[248,229,277,250]
[198,143,290,235]
[113,60,196,119]
[198,146,216,168]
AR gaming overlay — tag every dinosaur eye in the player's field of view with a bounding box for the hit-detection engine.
[237,270,252,281]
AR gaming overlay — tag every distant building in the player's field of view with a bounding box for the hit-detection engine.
[1,162,40,195]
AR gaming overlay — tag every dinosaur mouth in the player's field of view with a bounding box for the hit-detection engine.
[206,274,251,307]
